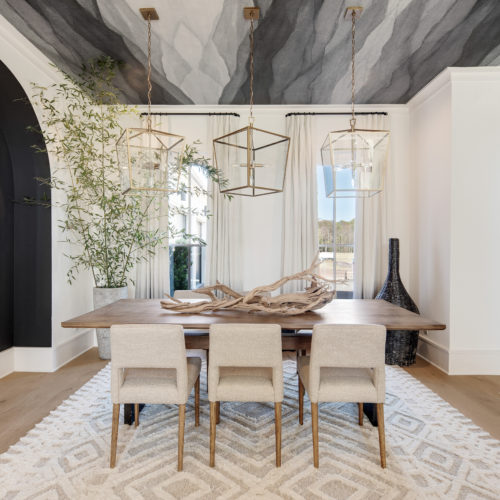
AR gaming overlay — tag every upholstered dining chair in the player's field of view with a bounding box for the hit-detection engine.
[298,324,387,468]
[208,323,284,467]
[110,324,201,471]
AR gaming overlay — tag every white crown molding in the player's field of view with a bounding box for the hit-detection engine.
[408,66,500,112]
[447,66,500,82]
[136,103,409,115]
[407,68,452,112]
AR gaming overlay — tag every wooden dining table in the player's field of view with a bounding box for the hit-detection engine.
[62,298,445,425]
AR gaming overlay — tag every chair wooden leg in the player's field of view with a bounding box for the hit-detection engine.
[376,403,386,468]
[275,402,282,467]
[110,403,120,468]
[178,404,186,471]
[210,402,216,467]
[311,402,319,468]
[195,376,200,427]
[216,401,220,424]
[358,403,363,426]
[298,377,304,425]
[134,404,139,427]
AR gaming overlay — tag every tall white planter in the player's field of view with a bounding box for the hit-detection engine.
[93,286,128,359]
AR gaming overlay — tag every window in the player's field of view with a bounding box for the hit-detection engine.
[317,166,355,298]
[169,166,208,292]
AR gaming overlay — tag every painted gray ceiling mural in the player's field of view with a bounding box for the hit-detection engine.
[1,0,500,105]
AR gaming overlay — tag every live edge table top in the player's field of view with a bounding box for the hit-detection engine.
[61,299,446,332]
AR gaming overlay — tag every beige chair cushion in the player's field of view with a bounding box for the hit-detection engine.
[298,357,378,403]
[117,358,201,405]
[216,367,274,402]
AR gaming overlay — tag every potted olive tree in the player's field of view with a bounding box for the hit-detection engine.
[31,57,223,358]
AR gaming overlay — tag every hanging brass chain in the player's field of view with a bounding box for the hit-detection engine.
[350,9,356,131]
[146,13,152,131]
[249,15,255,125]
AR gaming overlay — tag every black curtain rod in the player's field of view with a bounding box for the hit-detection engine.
[139,112,240,117]
[285,111,388,117]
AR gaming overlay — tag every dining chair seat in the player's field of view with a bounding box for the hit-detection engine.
[118,358,201,404]
[217,367,274,402]
[298,358,378,402]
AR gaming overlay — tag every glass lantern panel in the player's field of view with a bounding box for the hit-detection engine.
[322,129,389,198]
[117,129,183,194]
[250,127,289,195]
[116,138,131,193]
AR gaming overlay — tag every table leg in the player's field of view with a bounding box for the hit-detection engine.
[124,403,145,425]
[363,403,378,426]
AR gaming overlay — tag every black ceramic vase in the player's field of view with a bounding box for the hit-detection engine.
[376,238,420,366]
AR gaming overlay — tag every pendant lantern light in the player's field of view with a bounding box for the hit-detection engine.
[213,7,290,197]
[116,8,184,195]
[321,7,389,198]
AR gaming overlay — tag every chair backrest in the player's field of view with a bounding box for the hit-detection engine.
[208,323,283,401]
[311,324,386,368]
[173,289,206,299]
[110,324,187,402]
[309,324,386,401]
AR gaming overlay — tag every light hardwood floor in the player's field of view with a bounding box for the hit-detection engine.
[404,357,500,440]
[0,348,107,454]
[0,348,499,454]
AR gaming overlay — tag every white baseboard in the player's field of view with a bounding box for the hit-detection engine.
[14,346,54,372]
[449,348,500,375]
[418,335,500,375]
[0,329,94,376]
[0,347,15,378]
[417,335,450,373]
[53,329,94,371]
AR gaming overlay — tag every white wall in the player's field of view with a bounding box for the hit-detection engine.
[0,15,95,375]
[141,104,411,292]
[449,69,500,374]
[408,71,452,371]
[409,67,500,375]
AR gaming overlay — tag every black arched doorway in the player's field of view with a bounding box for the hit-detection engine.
[0,61,51,351]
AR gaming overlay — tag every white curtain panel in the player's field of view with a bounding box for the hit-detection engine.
[353,114,390,299]
[135,115,171,299]
[206,115,242,289]
[282,115,318,293]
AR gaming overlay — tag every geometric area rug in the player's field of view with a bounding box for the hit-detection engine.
[1,361,499,499]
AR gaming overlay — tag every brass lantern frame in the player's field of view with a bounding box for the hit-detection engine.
[213,6,290,197]
[116,127,185,194]
[213,124,290,197]
[116,7,185,195]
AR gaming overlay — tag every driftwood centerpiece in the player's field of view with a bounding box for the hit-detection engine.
[161,257,336,316]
